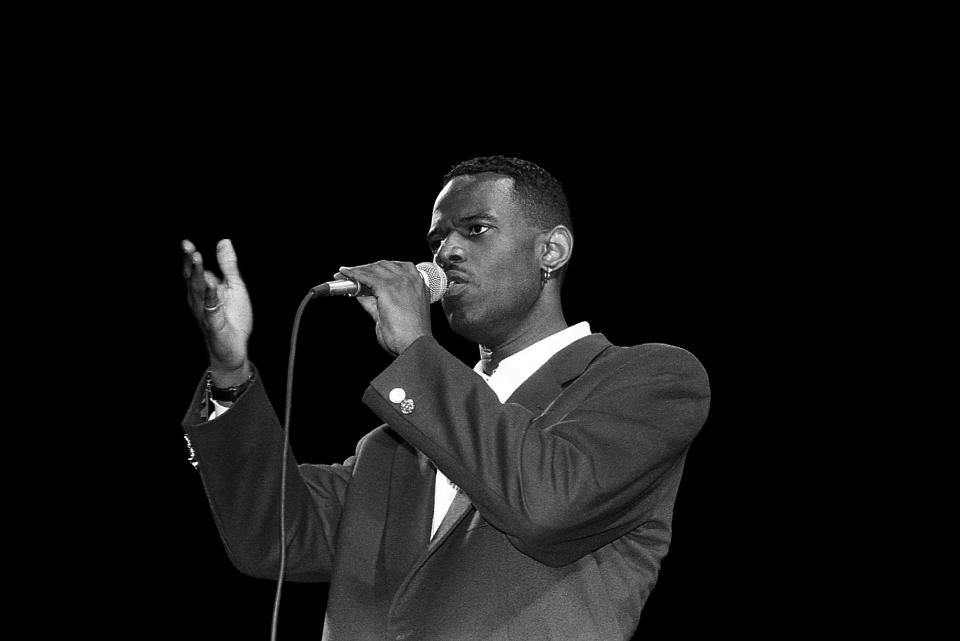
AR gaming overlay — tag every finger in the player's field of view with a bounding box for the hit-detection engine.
[188,250,207,295]
[203,271,222,309]
[216,239,241,283]
[338,263,395,290]
[372,261,421,283]
[182,239,198,279]
[337,266,368,292]
[343,262,426,301]
[354,260,411,279]
[379,260,414,277]
[354,294,379,319]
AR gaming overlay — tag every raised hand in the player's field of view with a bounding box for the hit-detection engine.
[182,238,253,386]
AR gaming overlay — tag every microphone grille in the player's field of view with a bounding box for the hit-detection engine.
[416,261,448,303]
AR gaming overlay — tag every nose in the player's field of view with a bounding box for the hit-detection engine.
[435,234,465,269]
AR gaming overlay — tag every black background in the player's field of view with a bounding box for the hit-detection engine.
[68,79,830,638]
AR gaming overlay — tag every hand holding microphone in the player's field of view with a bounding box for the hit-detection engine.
[323,260,448,357]
[311,261,447,302]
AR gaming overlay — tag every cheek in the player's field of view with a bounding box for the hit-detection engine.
[487,259,540,308]
[494,239,539,283]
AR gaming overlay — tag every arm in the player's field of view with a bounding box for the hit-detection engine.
[362,336,711,566]
[182,367,355,582]
[181,239,353,581]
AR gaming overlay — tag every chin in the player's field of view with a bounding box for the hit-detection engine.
[443,306,489,346]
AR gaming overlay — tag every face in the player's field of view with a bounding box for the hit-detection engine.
[427,173,544,346]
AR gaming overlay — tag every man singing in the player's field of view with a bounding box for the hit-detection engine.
[181,155,711,640]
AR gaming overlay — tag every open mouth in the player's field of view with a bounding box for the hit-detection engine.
[443,281,468,299]
[443,272,469,299]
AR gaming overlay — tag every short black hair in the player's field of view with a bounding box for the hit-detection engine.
[441,155,572,233]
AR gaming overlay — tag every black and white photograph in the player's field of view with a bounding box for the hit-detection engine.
[70,66,829,639]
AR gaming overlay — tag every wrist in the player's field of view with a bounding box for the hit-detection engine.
[204,367,254,410]
[396,332,430,356]
[209,361,251,388]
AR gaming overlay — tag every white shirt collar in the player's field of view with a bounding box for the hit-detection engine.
[473,321,592,403]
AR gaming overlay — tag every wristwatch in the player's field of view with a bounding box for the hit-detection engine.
[209,373,254,404]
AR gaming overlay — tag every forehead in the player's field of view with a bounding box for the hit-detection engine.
[430,173,518,227]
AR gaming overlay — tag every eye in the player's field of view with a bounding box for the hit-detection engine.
[468,224,490,237]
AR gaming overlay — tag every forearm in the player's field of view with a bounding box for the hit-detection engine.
[183,368,348,581]
[363,336,711,562]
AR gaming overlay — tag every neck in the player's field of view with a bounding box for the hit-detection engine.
[479,313,568,374]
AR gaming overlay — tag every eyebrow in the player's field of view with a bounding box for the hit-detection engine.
[426,210,498,246]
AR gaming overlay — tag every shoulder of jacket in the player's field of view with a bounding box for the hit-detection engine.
[598,341,708,379]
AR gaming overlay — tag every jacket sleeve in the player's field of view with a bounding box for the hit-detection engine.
[182,365,355,582]
[362,336,711,566]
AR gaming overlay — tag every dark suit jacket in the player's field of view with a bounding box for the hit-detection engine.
[182,333,710,640]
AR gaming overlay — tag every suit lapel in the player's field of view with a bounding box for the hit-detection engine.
[505,333,612,411]
[391,333,613,603]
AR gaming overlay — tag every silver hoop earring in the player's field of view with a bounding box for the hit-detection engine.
[541,267,552,288]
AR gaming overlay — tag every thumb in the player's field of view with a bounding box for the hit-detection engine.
[354,293,379,321]
[216,239,242,283]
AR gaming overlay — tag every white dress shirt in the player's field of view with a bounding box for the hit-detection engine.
[430,322,591,538]
[206,322,594,540]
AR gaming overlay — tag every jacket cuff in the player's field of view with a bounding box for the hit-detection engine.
[182,363,262,429]
[365,335,457,419]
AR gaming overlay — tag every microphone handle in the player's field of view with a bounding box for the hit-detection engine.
[311,272,433,299]
[311,279,370,298]
[311,262,445,302]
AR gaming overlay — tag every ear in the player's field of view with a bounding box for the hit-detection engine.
[538,225,573,272]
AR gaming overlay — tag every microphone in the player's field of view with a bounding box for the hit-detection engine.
[310,261,448,303]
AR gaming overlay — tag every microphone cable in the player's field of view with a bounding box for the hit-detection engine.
[269,266,442,638]
[271,289,317,641]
